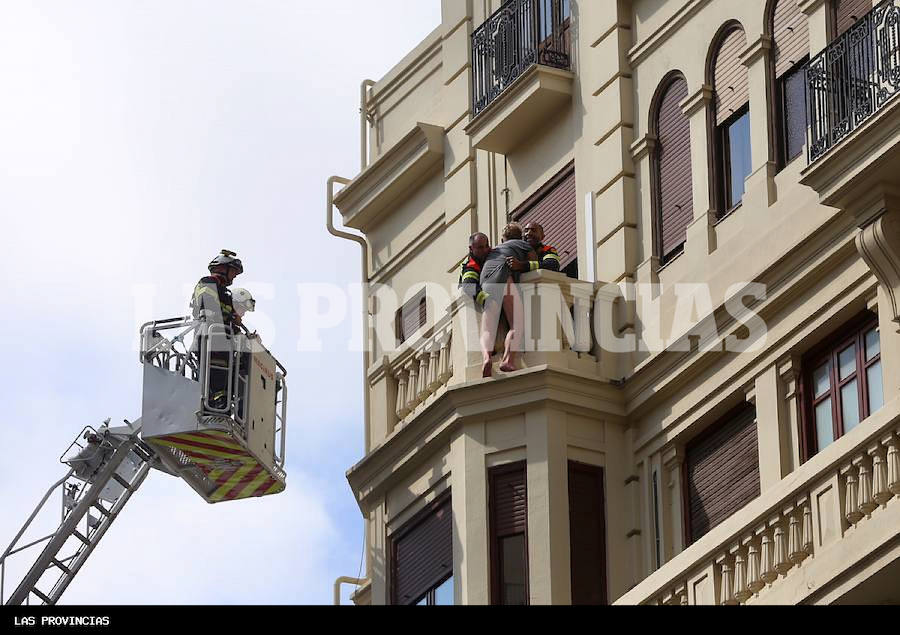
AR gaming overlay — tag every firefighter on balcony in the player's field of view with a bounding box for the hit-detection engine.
[191,250,243,410]
[458,232,492,310]
[506,222,561,273]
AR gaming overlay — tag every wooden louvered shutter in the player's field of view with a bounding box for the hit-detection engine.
[686,404,760,543]
[835,0,871,38]
[655,77,693,260]
[568,462,607,605]
[513,163,577,270]
[773,0,809,78]
[392,493,453,605]
[713,27,749,125]
[490,462,528,604]
[397,288,426,343]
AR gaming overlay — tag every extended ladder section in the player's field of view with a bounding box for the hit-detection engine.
[0,422,156,605]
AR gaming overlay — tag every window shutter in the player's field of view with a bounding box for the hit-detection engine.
[655,77,693,260]
[492,464,527,536]
[568,462,607,605]
[513,163,577,270]
[835,0,870,38]
[392,494,453,605]
[773,0,809,78]
[686,404,760,543]
[398,288,426,343]
[713,27,749,125]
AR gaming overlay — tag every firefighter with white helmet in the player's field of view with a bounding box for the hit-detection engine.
[231,288,256,319]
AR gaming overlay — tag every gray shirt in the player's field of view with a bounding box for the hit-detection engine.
[480,239,534,286]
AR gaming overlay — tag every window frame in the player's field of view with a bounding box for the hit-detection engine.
[716,103,752,216]
[775,57,809,170]
[396,288,427,344]
[489,461,530,606]
[389,490,453,606]
[800,313,882,461]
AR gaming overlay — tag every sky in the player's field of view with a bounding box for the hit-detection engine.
[0,0,441,605]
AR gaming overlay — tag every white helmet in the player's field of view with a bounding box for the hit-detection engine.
[232,288,256,317]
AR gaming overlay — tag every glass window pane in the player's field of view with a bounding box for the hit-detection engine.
[726,111,752,208]
[434,577,454,606]
[841,379,860,433]
[501,534,527,605]
[839,344,857,381]
[813,362,832,398]
[415,596,427,606]
[783,66,808,162]
[815,398,834,451]
[868,361,884,413]
[865,328,880,361]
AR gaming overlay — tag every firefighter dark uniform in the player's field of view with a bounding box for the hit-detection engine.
[458,255,489,309]
[192,275,237,326]
[192,250,243,412]
[530,244,561,272]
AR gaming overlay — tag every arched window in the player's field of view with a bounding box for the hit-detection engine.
[709,24,751,215]
[651,74,693,263]
[771,0,810,166]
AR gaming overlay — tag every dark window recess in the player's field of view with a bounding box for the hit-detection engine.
[513,162,577,272]
[396,288,427,344]
[834,0,871,39]
[718,106,752,212]
[390,492,453,605]
[771,0,809,168]
[652,470,661,569]
[685,403,760,544]
[711,25,750,216]
[778,62,809,166]
[568,462,607,605]
[490,462,529,605]
[653,76,693,262]
[802,314,884,459]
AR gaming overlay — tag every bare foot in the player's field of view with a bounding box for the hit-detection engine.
[482,358,493,378]
[499,362,517,373]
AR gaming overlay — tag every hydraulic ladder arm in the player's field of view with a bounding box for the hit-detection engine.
[1,420,158,606]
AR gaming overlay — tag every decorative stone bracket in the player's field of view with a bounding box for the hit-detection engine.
[854,192,900,330]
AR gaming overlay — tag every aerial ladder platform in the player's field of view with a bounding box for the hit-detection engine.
[1,317,288,605]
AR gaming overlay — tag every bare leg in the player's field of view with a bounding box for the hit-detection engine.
[499,279,525,372]
[480,295,502,377]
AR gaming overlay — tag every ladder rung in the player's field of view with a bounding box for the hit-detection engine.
[51,558,72,576]
[32,588,53,605]
[72,530,91,546]
[92,502,111,518]
[112,473,132,491]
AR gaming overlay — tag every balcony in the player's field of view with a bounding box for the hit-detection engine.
[802,0,900,209]
[616,396,900,605]
[466,0,574,154]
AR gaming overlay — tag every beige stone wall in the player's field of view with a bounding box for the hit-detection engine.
[340,0,900,605]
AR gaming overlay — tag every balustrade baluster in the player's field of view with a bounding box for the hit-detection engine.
[856,454,877,518]
[871,442,892,507]
[428,348,440,391]
[844,464,863,525]
[406,363,419,410]
[773,519,791,576]
[885,434,900,497]
[733,546,751,603]
[802,503,814,557]
[788,508,806,565]
[396,371,409,418]
[720,555,737,605]
[747,535,764,594]
[760,524,777,585]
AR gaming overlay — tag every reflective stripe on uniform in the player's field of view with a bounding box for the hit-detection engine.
[476,290,489,306]
[543,253,561,262]
[529,261,540,271]
[462,271,480,282]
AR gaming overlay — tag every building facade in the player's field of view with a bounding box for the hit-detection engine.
[330,0,900,605]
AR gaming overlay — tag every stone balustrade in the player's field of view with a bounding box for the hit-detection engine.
[617,397,900,605]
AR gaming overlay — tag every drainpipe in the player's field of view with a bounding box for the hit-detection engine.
[334,576,367,605]
[326,175,373,587]
[360,80,376,171]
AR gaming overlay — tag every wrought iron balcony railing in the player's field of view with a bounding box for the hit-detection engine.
[471,0,571,118]
[806,0,900,163]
